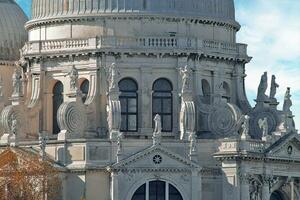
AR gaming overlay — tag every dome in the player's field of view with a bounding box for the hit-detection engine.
[31,0,236,23]
[0,0,28,61]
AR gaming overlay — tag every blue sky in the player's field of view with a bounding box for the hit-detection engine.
[16,0,300,128]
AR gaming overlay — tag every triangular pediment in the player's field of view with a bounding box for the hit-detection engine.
[266,133,300,161]
[110,144,199,171]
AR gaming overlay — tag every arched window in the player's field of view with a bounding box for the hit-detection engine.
[201,79,211,104]
[222,81,231,102]
[270,191,285,200]
[53,81,64,135]
[132,181,183,200]
[80,79,89,103]
[119,78,138,132]
[152,79,173,132]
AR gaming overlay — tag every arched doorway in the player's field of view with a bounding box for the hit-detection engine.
[270,191,285,200]
[131,180,183,200]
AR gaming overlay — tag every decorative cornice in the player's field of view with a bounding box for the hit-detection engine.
[25,14,240,31]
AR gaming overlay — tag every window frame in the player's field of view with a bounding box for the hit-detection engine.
[152,78,173,132]
[119,78,139,132]
[52,81,64,135]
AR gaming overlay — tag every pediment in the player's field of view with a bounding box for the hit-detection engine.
[266,133,300,161]
[110,145,199,171]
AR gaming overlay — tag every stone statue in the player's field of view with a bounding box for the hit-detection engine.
[258,117,268,138]
[153,114,162,145]
[257,72,268,101]
[283,87,292,113]
[189,132,197,155]
[179,65,192,94]
[12,68,22,96]
[38,132,47,160]
[10,114,17,135]
[0,76,3,97]
[68,66,79,91]
[117,132,124,154]
[241,115,250,139]
[107,63,121,92]
[269,75,279,100]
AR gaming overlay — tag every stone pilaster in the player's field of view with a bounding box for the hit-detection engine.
[239,173,250,200]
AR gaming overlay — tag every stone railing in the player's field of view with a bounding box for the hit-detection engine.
[217,139,266,153]
[21,36,248,57]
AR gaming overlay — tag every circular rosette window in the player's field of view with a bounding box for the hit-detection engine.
[208,103,242,138]
[249,108,278,139]
[0,105,24,135]
[57,102,87,134]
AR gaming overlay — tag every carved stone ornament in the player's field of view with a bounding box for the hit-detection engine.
[180,101,195,140]
[57,102,87,138]
[208,102,242,138]
[249,108,278,139]
[107,100,121,140]
[0,105,21,135]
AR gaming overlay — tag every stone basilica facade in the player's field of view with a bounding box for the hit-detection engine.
[0,0,299,199]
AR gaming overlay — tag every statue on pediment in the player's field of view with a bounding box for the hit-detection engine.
[257,72,268,101]
[38,132,47,160]
[68,66,79,91]
[107,63,121,92]
[153,114,162,145]
[241,115,250,139]
[12,68,22,96]
[269,75,279,100]
[0,76,3,98]
[180,65,192,94]
[258,117,268,138]
[10,114,18,135]
[283,87,292,113]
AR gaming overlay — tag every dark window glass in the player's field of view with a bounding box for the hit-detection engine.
[80,79,89,103]
[169,184,183,200]
[119,78,138,132]
[149,181,165,200]
[152,79,173,132]
[53,81,64,135]
[132,184,146,200]
[201,79,211,104]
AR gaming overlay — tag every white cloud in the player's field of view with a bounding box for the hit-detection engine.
[236,0,300,127]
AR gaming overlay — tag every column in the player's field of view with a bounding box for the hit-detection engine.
[239,173,250,200]
[290,178,295,200]
[191,169,201,200]
[261,176,271,200]
[111,171,119,200]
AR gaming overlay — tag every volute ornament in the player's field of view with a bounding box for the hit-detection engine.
[57,102,87,137]
[208,102,242,138]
